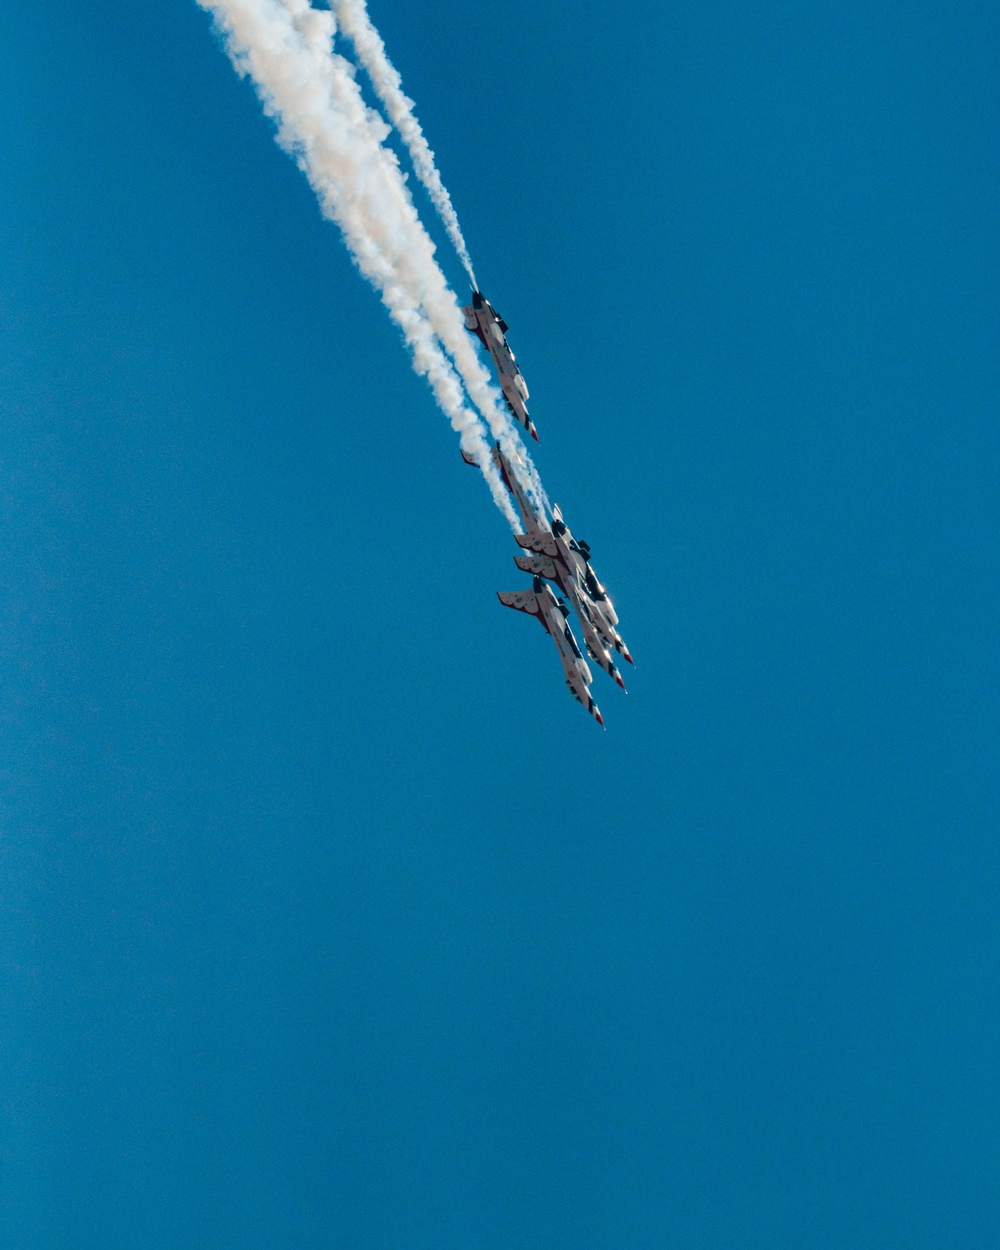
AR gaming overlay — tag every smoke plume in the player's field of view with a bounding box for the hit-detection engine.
[331,0,478,288]
[197,0,529,523]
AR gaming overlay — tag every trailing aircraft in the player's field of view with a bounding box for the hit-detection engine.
[497,578,603,725]
[515,506,633,666]
[461,442,547,543]
[464,441,633,676]
[512,552,625,689]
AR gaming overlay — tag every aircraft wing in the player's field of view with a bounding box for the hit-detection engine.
[515,529,560,559]
[461,303,488,349]
[513,553,560,582]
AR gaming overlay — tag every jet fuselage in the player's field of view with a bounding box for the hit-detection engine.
[497,578,603,724]
[462,291,537,441]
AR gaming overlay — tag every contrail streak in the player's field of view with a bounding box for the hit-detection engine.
[277,2,549,516]
[302,2,550,516]
[331,0,478,289]
[197,0,524,524]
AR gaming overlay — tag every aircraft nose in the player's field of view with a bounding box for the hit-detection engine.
[615,672,626,690]
[594,709,605,728]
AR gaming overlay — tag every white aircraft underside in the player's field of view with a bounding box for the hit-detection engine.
[462,431,631,723]
[513,554,625,689]
[462,291,537,441]
[514,519,632,666]
[461,442,546,542]
[497,578,603,725]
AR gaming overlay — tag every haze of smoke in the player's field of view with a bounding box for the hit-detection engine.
[197,0,519,524]
[331,0,478,288]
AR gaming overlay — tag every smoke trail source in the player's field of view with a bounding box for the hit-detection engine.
[197,0,523,525]
[332,0,478,288]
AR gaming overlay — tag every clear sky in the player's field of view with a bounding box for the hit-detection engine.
[2,1,998,1246]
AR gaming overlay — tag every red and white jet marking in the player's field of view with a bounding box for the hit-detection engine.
[464,440,633,686]
[512,552,626,689]
[514,505,633,669]
[497,578,603,726]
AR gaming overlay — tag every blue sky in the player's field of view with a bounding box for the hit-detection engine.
[2,1,998,1246]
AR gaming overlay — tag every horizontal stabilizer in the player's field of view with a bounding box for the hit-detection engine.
[497,589,540,616]
[514,553,558,581]
[460,449,478,468]
[461,306,477,330]
[515,530,559,558]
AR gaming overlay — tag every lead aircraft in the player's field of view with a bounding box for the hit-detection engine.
[461,291,537,441]
[498,578,603,726]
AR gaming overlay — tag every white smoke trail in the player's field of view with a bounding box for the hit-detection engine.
[197,0,521,524]
[281,2,551,518]
[331,0,478,289]
[286,2,550,515]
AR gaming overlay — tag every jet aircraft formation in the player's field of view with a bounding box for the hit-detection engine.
[198,0,627,722]
[460,304,632,726]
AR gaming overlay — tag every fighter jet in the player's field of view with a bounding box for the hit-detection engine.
[512,552,625,689]
[464,440,633,671]
[461,290,537,441]
[549,506,632,663]
[461,442,547,543]
[497,578,603,725]
[515,505,633,666]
